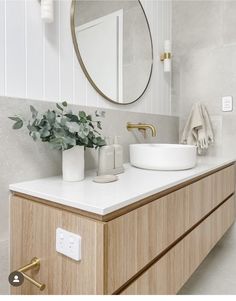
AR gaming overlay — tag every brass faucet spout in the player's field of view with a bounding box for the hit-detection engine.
[127,122,157,137]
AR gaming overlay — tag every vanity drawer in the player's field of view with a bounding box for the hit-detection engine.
[106,165,235,293]
[10,196,105,295]
[121,195,236,295]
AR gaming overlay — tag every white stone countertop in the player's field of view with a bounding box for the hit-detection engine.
[9,155,236,216]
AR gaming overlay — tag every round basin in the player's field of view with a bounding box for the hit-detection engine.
[130,144,197,171]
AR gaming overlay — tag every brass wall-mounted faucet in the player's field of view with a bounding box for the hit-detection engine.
[127,122,157,137]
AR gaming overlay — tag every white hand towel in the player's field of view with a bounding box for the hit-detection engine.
[181,102,214,154]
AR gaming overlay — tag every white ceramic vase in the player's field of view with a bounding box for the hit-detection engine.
[62,145,85,182]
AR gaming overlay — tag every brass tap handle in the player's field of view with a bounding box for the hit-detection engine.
[127,122,157,137]
[16,257,46,291]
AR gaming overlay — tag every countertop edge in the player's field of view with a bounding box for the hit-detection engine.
[9,158,236,219]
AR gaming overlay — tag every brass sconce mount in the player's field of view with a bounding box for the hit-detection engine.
[160,52,172,61]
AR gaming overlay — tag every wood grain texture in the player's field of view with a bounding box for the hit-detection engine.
[106,165,235,293]
[103,163,235,221]
[10,165,235,295]
[12,192,105,221]
[10,195,105,295]
[121,195,236,295]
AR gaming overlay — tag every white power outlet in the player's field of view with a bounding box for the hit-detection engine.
[222,96,233,112]
[56,228,81,261]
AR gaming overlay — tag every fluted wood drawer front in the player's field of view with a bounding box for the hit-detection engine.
[11,196,105,295]
[106,165,235,294]
[121,195,236,295]
[213,164,235,204]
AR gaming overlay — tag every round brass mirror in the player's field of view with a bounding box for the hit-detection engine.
[71,0,153,105]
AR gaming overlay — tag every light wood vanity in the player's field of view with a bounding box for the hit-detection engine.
[10,163,236,295]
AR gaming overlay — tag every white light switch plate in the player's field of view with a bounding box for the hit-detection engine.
[222,96,233,112]
[56,228,81,261]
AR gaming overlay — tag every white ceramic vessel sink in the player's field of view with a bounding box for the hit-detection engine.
[130,144,197,171]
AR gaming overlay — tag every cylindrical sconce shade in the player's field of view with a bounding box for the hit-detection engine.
[41,0,54,23]
[164,40,171,53]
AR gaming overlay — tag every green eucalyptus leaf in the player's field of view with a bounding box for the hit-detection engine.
[9,102,106,150]
[97,121,102,130]
[53,121,62,129]
[49,138,63,150]
[9,116,22,122]
[13,120,23,129]
[66,122,81,133]
[64,136,76,146]
[97,137,106,146]
[79,111,86,118]
[56,103,63,111]
[40,128,51,138]
[64,114,79,122]
[77,124,90,138]
[60,117,68,126]
[95,110,106,118]
[30,131,40,141]
[89,122,94,129]
[46,110,56,124]
[27,124,38,132]
[30,105,38,119]
[83,137,89,145]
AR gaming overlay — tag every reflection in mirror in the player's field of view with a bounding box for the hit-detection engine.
[71,0,153,104]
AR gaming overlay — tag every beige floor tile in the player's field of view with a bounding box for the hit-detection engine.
[179,224,236,295]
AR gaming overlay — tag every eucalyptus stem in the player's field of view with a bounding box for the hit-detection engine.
[9,102,106,151]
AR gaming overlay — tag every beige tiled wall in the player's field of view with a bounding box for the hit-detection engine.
[0,239,9,295]
[172,0,236,155]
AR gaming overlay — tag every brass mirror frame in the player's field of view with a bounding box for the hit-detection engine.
[70,0,154,105]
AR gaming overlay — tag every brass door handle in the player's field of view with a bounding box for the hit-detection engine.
[16,257,46,291]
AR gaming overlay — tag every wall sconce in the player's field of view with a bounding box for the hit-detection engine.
[160,40,172,72]
[41,0,54,23]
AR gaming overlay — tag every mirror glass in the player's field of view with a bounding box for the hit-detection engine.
[71,0,153,104]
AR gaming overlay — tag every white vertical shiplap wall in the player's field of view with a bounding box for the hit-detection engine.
[0,0,5,94]
[0,0,172,115]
